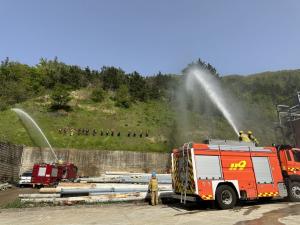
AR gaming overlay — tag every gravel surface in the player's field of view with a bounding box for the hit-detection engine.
[0,187,38,207]
[0,200,299,225]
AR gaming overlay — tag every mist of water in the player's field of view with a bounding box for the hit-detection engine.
[185,67,240,136]
[12,108,58,161]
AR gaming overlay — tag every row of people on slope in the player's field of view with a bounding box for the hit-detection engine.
[239,130,259,146]
[58,127,149,138]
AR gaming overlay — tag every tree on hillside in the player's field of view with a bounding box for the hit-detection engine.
[146,72,178,100]
[128,71,148,102]
[0,58,34,110]
[37,57,88,89]
[115,85,131,108]
[50,86,71,111]
[182,58,219,77]
[100,66,127,90]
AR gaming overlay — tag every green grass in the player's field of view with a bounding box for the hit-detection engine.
[1,199,25,209]
[0,92,175,152]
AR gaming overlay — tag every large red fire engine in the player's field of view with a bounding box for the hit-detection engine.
[31,162,78,187]
[171,140,300,209]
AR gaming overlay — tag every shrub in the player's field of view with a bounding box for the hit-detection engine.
[50,86,71,111]
[91,88,105,102]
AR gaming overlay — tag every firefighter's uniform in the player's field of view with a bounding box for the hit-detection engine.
[148,175,159,206]
[239,131,251,142]
[248,131,259,146]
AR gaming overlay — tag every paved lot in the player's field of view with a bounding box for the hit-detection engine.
[0,201,299,225]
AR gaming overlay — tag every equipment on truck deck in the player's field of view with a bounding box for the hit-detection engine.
[31,162,78,187]
[171,140,300,209]
[276,91,300,146]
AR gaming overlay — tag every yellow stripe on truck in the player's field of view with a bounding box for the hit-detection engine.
[201,195,213,200]
[258,192,279,197]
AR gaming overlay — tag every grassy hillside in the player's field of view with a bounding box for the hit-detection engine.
[1,68,300,152]
[0,90,174,152]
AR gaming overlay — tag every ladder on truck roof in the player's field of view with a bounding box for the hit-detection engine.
[180,143,189,204]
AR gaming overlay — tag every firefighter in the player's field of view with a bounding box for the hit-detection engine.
[238,131,243,141]
[248,131,259,146]
[239,131,250,142]
[253,138,259,146]
[92,129,97,136]
[70,128,74,136]
[148,171,159,206]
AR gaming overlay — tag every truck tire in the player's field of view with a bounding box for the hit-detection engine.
[215,185,237,209]
[288,182,300,202]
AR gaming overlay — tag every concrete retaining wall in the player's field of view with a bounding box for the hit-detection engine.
[0,142,23,182]
[20,147,171,177]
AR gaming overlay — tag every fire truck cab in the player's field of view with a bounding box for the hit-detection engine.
[171,140,300,209]
[277,145,300,201]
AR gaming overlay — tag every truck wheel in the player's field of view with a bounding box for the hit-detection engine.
[289,182,300,202]
[215,185,237,209]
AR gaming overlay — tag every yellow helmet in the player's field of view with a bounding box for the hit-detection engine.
[239,131,243,134]
[248,131,252,134]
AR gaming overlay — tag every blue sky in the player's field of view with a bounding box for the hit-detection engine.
[0,0,300,75]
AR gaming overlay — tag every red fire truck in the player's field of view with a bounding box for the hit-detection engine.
[31,162,78,187]
[171,140,300,209]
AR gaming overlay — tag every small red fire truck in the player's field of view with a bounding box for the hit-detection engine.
[31,162,78,187]
[171,140,300,209]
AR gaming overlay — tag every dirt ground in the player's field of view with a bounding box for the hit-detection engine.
[0,187,38,207]
[0,200,299,225]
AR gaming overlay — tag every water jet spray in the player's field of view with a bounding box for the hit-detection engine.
[185,67,240,136]
[12,108,58,161]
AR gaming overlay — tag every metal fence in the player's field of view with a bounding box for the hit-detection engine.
[0,142,23,182]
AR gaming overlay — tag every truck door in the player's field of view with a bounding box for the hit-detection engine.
[195,155,222,199]
[290,149,300,175]
[252,157,274,197]
[38,166,47,184]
